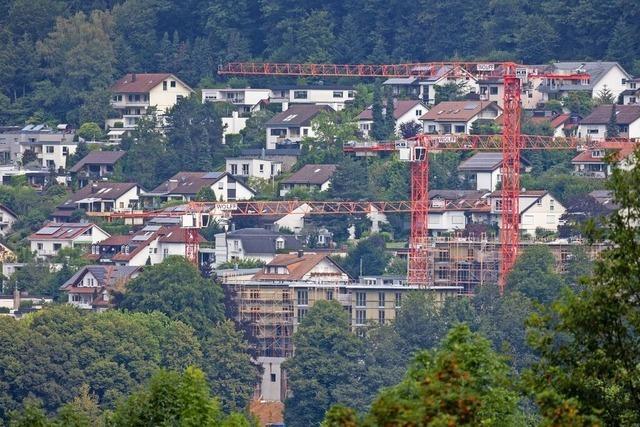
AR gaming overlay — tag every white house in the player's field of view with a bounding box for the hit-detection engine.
[226,157,282,180]
[60,265,141,311]
[144,171,255,206]
[487,191,566,236]
[2,124,78,171]
[213,228,302,267]
[458,152,531,191]
[202,88,272,114]
[270,86,356,111]
[571,141,636,178]
[29,222,110,259]
[356,99,427,138]
[576,104,640,141]
[536,62,631,103]
[621,77,640,105]
[279,164,336,197]
[420,101,502,135]
[53,182,141,222]
[427,190,491,235]
[107,73,193,130]
[0,204,17,237]
[265,104,333,150]
[253,251,350,283]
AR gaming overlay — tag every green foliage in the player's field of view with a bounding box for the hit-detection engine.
[370,85,387,141]
[196,187,217,202]
[217,259,265,269]
[606,103,619,138]
[506,245,565,305]
[527,148,640,425]
[562,92,594,116]
[239,110,275,149]
[284,301,364,427]
[76,122,103,141]
[520,171,605,206]
[338,235,390,278]
[434,81,468,104]
[595,86,615,105]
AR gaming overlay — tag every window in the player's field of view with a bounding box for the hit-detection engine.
[113,95,122,102]
[326,290,333,300]
[442,124,452,133]
[378,292,385,308]
[119,202,125,209]
[619,124,629,133]
[72,295,82,302]
[282,291,290,302]
[495,199,502,211]
[348,91,355,98]
[303,128,309,136]
[427,125,436,133]
[355,309,366,325]
[415,109,422,116]
[536,198,542,206]
[270,373,276,382]
[46,146,54,153]
[233,240,239,250]
[592,149,605,158]
[297,289,308,306]
[630,83,637,89]
[490,86,499,95]
[270,128,286,136]
[587,128,599,134]
[546,214,555,224]
[176,95,184,102]
[355,291,366,307]
[37,243,44,250]
[549,199,555,211]
[218,181,224,189]
[333,91,343,98]
[297,308,307,321]
[53,243,62,251]
[395,292,402,308]
[361,123,370,130]
[293,90,307,99]
[163,248,168,258]
[242,164,249,175]
[163,81,167,91]
[454,125,465,133]
[259,164,264,173]
[250,290,260,299]
[170,80,176,88]
[378,310,385,324]
[275,238,284,250]
[62,147,69,156]
[231,164,238,175]
[630,97,636,104]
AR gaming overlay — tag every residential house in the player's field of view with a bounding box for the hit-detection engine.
[458,152,531,191]
[213,228,302,267]
[238,148,301,172]
[0,124,77,170]
[265,104,333,150]
[356,99,427,138]
[420,101,502,135]
[239,202,312,234]
[621,77,640,105]
[576,104,640,141]
[226,157,282,180]
[279,164,336,197]
[487,190,566,236]
[89,224,205,266]
[52,182,141,222]
[0,204,17,237]
[60,265,141,311]
[269,86,356,111]
[427,190,491,234]
[107,73,193,131]
[202,88,272,115]
[144,171,255,206]
[571,141,636,178]
[29,222,110,259]
[536,62,630,102]
[68,150,126,187]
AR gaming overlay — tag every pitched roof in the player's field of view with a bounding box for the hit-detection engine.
[458,152,530,172]
[488,190,548,198]
[61,265,140,290]
[103,225,204,262]
[266,104,334,127]
[110,73,193,93]
[252,252,348,281]
[149,172,230,195]
[69,150,125,173]
[357,99,426,120]
[549,62,630,88]
[580,105,640,125]
[28,222,104,241]
[428,190,490,212]
[550,113,572,129]
[571,141,636,163]
[420,101,501,122]
[226,228,302,254]
[0,203,17,219]
[281,164,336,185]
[58,182,139,209]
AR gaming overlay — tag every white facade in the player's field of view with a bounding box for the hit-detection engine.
[266,124,317,150]
[226,158,282,180]
[0,206,17,237]
[221,112,249,143]
[202,88,271,112]
[271,87,356,111]
[279,179,332,197]
[30,226,110,259]
[257,356,286,402]
[428,210,468,233]
[475,169,501,191]
[490,193,566,236]
[212,175,255,201]
[577,119,640,141]
[273,203,311,233]
[421,106,501,135]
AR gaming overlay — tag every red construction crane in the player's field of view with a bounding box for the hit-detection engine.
[218,61,596,291]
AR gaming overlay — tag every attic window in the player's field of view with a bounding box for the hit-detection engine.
[592,149,605,158]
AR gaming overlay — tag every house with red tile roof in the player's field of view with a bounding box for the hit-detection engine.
[252,251,350,283]
[29,222,110,259]
[571,140,637,178]
[420,101,502,135]
[106,73,193,132]
[357,99,427,139]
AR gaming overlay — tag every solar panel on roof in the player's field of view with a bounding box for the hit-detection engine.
[132,235,150,242]
[33,124,45,131]
[22,125,34,131]
[202,172,223,179]
[464,103,478,110]
[39,226,60,235]
[142,225,162,232]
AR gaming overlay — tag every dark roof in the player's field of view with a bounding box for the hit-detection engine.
[69,151,125,173]
[58,182,139,209]
[421,101,501,122]
[580,105,640,125]
[0,204,17,219]
[458,152,529,172]
[29,222,104,241]
[548,62,629,89]
[588,190,618,211]
[61,265,140,290]
[281,164,336,185]
[149,172,229,195]
[111,73,192,93]
[226,228,302,254]
[357,99,426,120]
[266,105,333,127]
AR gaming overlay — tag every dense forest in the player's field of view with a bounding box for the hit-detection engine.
[1,0,639,125]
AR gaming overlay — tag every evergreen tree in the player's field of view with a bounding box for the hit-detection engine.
[370,84,386,141]
[385,94,396,137]
[606,103,619,138]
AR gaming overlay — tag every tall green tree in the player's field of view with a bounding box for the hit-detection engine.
[284,301,364,427]
[338,234,390,278]
[606,103,619,138]
[370,84,387,141]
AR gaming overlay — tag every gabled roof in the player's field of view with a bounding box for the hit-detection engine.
[58,182,139,209]
[103,225,204,262]
[580,105,640,125]
[111,73,192,93]
[225,228,302,254]
[266,104,334,127]
[69,151,125,173]
[571,141,636,163]
[0,204,17,219]
[550,113,572,129]
[60,265,140,290]
[458,152,529,172]
[420,101,501,122]
[28,222,106,241]
[428,190,490,212]
[357,99,426,121]
[549,62,630,89]
[252,252,349,281]
[149,171,240,196]
[281,164,336,185]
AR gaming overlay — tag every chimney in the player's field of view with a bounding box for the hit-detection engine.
[167,179,178,191]
[297,250,304,258]
[91,183,98,193]
[261,148,266,159]
[131,73,136,82]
